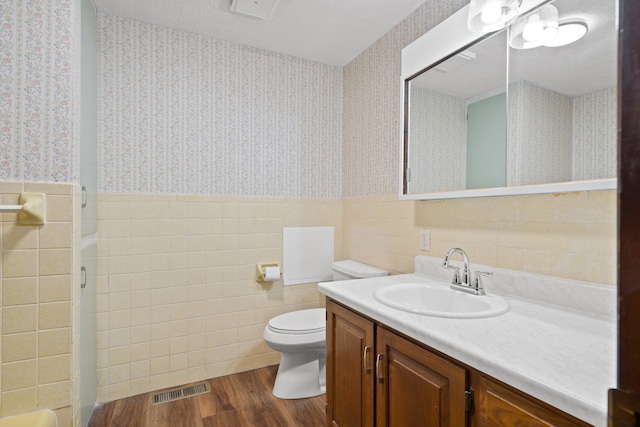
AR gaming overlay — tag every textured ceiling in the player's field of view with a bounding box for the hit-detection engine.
[92,0,428,67]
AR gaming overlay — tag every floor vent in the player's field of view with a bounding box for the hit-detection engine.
[150,382,211,405]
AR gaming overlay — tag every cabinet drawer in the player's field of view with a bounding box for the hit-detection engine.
[477,376,590,427]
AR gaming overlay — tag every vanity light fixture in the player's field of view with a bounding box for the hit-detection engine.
[542,20,589,47]
[467,0,521,33]
[509,4,559,49]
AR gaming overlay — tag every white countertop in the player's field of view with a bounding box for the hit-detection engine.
[318,264,617,426]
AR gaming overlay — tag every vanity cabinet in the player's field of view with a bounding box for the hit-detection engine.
[326,300,466,427]
[326,299,590,427]
[326,300,375,427]
[375,326,467,427]
[477,376,589,427]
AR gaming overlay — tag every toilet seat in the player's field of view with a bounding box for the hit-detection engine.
[267,308,325,335]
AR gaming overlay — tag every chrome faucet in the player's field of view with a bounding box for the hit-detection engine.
[442,248,492,295]
[442,247,470,286]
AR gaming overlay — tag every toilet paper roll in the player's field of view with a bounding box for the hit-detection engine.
[264,266,281,281]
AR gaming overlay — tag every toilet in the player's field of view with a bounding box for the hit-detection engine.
[263,260,388,399]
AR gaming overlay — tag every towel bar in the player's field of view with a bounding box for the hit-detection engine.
[0,193,46,225]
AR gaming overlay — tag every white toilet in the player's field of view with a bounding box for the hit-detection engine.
[263,260,388,399]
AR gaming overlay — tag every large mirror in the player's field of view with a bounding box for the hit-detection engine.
[400,0,617,200]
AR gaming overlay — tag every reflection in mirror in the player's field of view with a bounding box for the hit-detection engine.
[467,91,506,189]
[507,0,617,187]
[406,30,508,194]
[402,0,617,198]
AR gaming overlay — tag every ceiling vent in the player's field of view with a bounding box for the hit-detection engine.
[434,50,477,73]
[230,0,281,20]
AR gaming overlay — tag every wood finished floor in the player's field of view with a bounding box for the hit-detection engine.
[88,365,327,427]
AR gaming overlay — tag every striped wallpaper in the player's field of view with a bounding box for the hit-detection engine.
[0,0,80,183]
[98,15,343,198]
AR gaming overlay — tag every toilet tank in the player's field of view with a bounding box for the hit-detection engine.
[332,260,388,281]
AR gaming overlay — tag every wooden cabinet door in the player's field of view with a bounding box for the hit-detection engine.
[376,327,467,427]
[326,300,375,427]
[477,376,589,427]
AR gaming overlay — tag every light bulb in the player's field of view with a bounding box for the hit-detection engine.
[468,0,520,34]
[510,4,560,49]
[543,21,587,47]
[481,2,502,24]
[523,16,543,42]
[541,26,559,43]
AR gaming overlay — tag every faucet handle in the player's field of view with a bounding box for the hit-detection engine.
[472,271,493,295]
[474,271,493,278]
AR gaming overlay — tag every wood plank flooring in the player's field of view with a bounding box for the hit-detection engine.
[88,365,327,427]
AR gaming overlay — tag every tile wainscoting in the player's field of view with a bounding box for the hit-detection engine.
[342,191,616,286]
[0,181,82,427]
[97,189,616,402]
[95,194,342,402]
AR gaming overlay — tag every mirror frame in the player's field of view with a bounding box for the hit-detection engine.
[399,0,617,200]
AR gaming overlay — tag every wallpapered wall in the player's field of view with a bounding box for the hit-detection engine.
[0,0,80,183]
[98,14,343,198]
[573,87,617,181]
[342,0,468,197]
[508,80,574,186]
[509,81,617,186]
[407,87,465,193]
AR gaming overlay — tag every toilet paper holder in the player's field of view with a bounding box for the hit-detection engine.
[256,263,282,282]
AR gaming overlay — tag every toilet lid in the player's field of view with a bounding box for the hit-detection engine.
[268,308,326,334]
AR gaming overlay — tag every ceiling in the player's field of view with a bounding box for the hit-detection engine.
[92,0,429,67]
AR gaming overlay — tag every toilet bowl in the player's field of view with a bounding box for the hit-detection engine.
[264,260,388,399]
[263,308,327,399]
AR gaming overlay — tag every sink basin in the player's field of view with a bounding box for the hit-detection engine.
[373,282,509,318]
